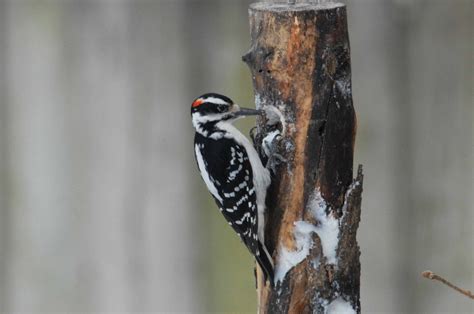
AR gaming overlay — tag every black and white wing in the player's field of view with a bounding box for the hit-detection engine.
[194,135,258,253]
[194,133,274,282]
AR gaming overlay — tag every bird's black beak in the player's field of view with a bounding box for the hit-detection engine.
[232,104,262,117]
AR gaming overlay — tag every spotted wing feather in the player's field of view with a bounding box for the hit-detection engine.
[194,134,259,255]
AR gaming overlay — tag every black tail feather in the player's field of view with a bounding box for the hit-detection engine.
[256,241,274,286]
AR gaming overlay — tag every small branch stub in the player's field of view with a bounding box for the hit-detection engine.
[243,2,362,314]
[422,270,474,300]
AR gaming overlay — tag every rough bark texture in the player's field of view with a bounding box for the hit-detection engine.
[243,3,363,313]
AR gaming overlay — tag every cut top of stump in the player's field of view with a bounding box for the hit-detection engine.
[250,2,345,12]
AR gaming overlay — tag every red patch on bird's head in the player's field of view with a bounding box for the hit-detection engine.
[192,98,204,108]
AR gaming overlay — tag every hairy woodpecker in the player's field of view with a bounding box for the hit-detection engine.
[191,93,274,282]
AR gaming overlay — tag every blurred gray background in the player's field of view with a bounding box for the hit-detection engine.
[0,0,472,312]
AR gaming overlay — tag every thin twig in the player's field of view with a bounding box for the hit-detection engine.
[422,270,474,300]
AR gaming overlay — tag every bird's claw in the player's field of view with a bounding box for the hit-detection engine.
[263,131,286,173]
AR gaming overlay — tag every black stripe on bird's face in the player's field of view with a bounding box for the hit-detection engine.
[191,93,233,116]
[191,93,262,137]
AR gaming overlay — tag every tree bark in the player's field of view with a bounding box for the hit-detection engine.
[243,3,363,313]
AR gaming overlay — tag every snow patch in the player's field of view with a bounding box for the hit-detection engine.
[341,179,361,216]
[325,297,356,314]
[311,256,321,268]
[309,190,340,265]
[335,78,352,100]
[262,130,280,158]
[274,221,318,284]
[263,104,284,128]
[255,93,264,110]
[255,93,286,134]
[274,190,342,285]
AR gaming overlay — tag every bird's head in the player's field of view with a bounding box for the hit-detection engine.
[191,93,261,133]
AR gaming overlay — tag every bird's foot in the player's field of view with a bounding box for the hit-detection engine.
[262,130,286,173]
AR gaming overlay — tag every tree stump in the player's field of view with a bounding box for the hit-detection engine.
[243,3,363,313]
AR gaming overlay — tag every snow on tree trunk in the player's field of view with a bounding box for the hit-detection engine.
[243,2,363,313]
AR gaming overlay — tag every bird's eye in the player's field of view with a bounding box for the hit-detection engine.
[218,105,228,113]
